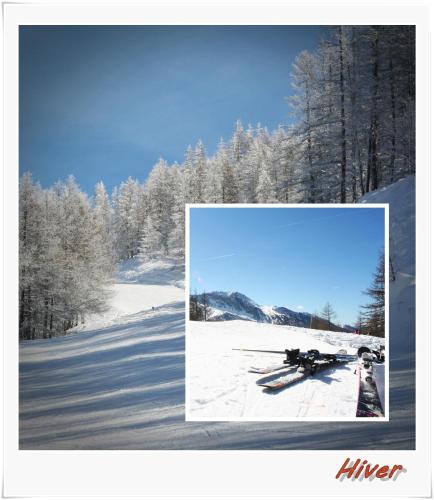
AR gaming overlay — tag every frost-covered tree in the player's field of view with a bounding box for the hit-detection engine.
[112,177,144,259]
[140,159,175,258]
[218,141,239,203]
[193,140,207,204]
[19,173,46,339]
[230,119,251,165]
[19,25,414,339]
[183,145,195,203]
[289,26,415,202]
[289,50,322,202]
[19,174,112,339]
[203,155,224,203]
[256,167,277,203]
[93,181,115,272]
[168,167,187,256]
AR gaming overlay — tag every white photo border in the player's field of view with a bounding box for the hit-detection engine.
[3,2,431,498]
[185,203,390,423]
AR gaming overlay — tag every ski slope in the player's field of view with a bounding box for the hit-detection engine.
[188,321,382,419]
[19,257,187,449]
[20,176,415,449]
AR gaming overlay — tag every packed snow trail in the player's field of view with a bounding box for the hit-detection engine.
[19,258,188,449]
[20,176,415,449]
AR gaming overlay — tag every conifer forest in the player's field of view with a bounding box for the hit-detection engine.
[19,26,414,340]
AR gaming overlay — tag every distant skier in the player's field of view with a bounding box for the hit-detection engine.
[152,306,155,311]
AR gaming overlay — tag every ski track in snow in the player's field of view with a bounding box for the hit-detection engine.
[20,177,415,449]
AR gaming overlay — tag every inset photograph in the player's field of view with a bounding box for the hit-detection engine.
[186,205,388,421]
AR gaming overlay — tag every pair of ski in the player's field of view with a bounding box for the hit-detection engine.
[240,345,385,417]
[248,348,354,374]
[248,348,351,391]
[355,348,384,417]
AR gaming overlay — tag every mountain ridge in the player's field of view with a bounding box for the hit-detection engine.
[191,290,351,330]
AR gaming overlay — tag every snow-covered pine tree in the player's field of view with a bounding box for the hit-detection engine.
[193,140,207,204]
[183,145,195,203]
[112,177,144,259]
[93,181,115,274]
[256,167,278,203]
[140,158,175,259]
[56,176,110,330]
[203,155,224,203]
[287,27,415,203]
[230,120,251,202]
[240,125,267,202]
[19,173,44,339]
[230,119,251,165]
[289,50,322,203]
[168,166,186,256]
[218,140,239,203]
[19,174,112,339]
[18,24,414,339]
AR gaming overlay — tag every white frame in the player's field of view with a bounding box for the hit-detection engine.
[3,3,431,498]
[185,203,390,422]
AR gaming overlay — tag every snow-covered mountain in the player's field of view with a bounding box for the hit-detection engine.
[192,290,312,327]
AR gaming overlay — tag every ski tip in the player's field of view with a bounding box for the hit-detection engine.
[249,368,266,374]
[259,383,283,390]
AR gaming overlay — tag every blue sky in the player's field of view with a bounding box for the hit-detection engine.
[20,25,325,194]
[189,207,385,326]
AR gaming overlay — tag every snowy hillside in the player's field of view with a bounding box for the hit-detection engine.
[360,176,415,346]
[19,257,186,449]
[360,176,415,349]
[360,175,415,435]
[69,257,185,332]
[19,176,415,449]
[188,320,382,419]
[193,290,312,327]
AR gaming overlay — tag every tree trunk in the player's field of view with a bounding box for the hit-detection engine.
[370,29,380,191]
[365,130,372,193]
[388,51,397,183]
[48,297,54,337]
[339,26,347,203]
[305,84,315,202]
[43,297,49,338]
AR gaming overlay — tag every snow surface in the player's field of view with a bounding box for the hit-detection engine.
[19,176,415,449]
[188,320,381,419]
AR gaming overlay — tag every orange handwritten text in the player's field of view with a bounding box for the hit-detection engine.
[336,458,404,480]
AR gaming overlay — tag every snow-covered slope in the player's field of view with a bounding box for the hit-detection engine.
[360,175,415,436]
[19,177,415,449]
[194,291,312,327]
[188,320,381,419]
[360,176,415,348]
[19,257,187,449]
[69,257,184,332]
